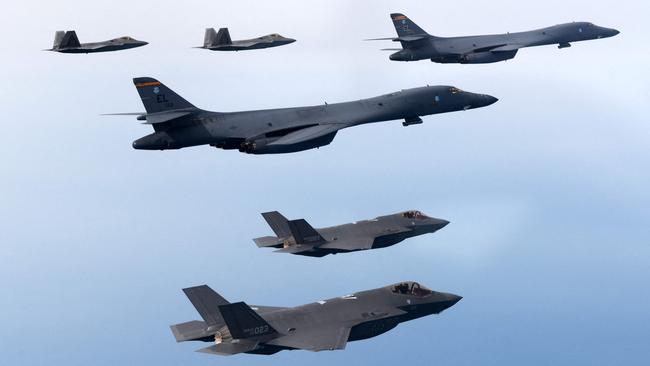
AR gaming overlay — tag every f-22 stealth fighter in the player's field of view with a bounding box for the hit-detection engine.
[111,78,497,154]
[197,28,295,51]
[171,283,461,355]
[254,210,449,257]
[46,31,148,53]
[369,13,619,63]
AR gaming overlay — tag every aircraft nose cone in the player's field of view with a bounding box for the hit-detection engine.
[484,95,499,106]
[437,292,462,311]
[434,218,450,229]
[132,141,139,149]
[610,29,620,37]
[448,294,463,305]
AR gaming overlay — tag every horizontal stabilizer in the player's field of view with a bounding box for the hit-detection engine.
[170,320,211,342]
[364,37,395,41]
[141,110,193,124]
[394,35,429,42]
[273,246,315,254]
[253,236,283,248]
[102,110,194,126]
[365,36,428,42]
[196,341,259,356]
[218,302,276,339]
[101,112,145,116]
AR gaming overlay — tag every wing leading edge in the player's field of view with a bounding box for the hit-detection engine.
[266,123,346,148]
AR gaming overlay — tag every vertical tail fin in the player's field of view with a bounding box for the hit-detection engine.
[218,302,276,339]
[203,28,217,47]
[390,13,430,37]
[215,28,232,45]
[288,219,325,245]
[182,285,230,326]
[59,30,81,48]
[204,27,233,47]
[132,77,196,114]
[53,31,65,49]
[261,211,291,238]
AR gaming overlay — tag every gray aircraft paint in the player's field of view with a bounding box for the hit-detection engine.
[171,282,461,355]
[111,78,497,154]
[369,13,619,63]
[45,30,148,53]
[197,27,295,51]
[254,210,449,257]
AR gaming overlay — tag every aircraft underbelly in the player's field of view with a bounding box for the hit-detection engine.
[372,232,411,249]
[348,317,400,342]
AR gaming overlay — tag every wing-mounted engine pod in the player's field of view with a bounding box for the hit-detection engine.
[389,50,415,61]
[132,132,177,150]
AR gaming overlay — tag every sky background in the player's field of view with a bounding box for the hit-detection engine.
[1,1,649,365]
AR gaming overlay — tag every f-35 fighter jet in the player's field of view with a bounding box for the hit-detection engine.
[46,31,148,53]
[368,13,619,63]
[197,27,295,51]
[254,210,449,257]
[111,77,497,154]
[171,282,461,355]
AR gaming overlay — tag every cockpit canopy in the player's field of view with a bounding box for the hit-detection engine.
[449,87,463,94]
[392,282,433,297]
[402,210,428,219]
[120,36,134,41]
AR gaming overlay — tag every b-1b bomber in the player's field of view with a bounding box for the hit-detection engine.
[110,77,497,154]
[369,13,619,63]
[171,282,461,355]
[254,210,449,257]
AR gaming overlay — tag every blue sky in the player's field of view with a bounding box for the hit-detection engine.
[1,1,649,365]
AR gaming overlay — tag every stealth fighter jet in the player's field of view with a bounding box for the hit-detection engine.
[171,282,461,355]
[197,27,295,51]
[109,77,497,154]
[368,13,619,63]
[46,31,148,53]
[254,210,449,257]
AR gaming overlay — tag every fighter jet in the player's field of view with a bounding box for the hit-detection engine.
[368,13,619,63]
[45,31,148,53]
[196,27,295,51]
[108,77,497,154]
[171,282,461,355]
[254,210,449,257]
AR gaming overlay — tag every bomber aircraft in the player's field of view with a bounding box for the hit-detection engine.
[254,210,449,257]
[46,31,148,53]
[171,283,461,355]
[196,27,295,51]
[108,77,497,154]
[368,13,619,63]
